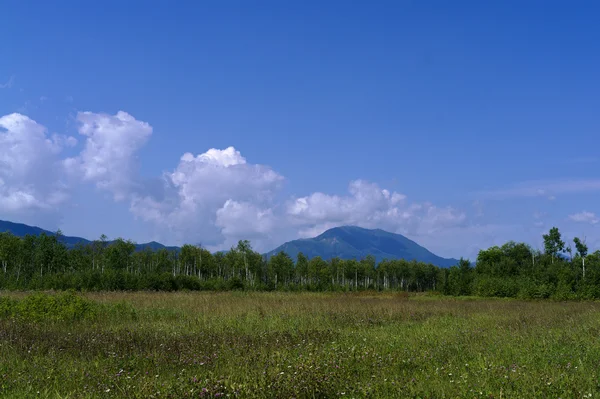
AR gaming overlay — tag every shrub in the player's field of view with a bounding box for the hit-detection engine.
[227,276,244,290]
[473,276,519,298]
[0,291,100,322]
[0,296,17,318]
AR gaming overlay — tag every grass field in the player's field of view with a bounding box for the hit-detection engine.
[1,291,600,398]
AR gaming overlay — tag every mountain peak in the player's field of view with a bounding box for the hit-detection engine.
[266,225,458,267]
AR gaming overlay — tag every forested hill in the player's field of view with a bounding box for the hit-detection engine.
[266,226,459,267]
[0,220,178,252]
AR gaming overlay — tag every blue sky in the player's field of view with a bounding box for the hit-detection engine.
[1,0,599,259]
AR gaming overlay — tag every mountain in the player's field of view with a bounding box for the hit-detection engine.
[265,226,459,267]
[1,220,461,267]
[0,220,179,252]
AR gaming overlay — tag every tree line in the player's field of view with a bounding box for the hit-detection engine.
[0,227,597,299]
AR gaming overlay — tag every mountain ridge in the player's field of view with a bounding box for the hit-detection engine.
[0,220,179,252]
[0,220,459,267]
[265,225,459,267]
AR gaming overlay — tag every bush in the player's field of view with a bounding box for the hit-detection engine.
[227,276,244,290]
[577,283,600,299]
[143,273,177,291]
[0,296,18,318]
[517,279,554,299]
[473,276,519,298]
[175,275,201,291]
[0,291,99,322]
[552,281,576,300]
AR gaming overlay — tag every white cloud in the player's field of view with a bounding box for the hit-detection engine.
[477,179,600,200]
[131,146,284,247]
[287,180,466,240]
[288,180,407,224]
[0,110,285,249]
[207,179,466,254]
[569,211,599,225]
[169,147,282,205]
[0,113,73,215]
[63,111,152,200]
[532,211,546,228]
[128,167,468,253]
[215,200,277,248]
[0,75,14,89]
[0,110,495,257]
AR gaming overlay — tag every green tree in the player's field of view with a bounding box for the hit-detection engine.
[457,258,474,295]
[295,252,309,286]
[308,256,330,290]
[104,238,136,271]
[268,251,294,289]
[573,237,588,279]
[0,232,21,275]
[543,227,565,263]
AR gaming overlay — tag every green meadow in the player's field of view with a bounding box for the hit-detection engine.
[1,291,599,398]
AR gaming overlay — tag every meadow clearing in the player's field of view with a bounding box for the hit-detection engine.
[1,291,600,398]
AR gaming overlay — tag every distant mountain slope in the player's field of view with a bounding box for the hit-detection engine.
[265,226,459,267]
[1,220,460,267]
[0,220,179,252]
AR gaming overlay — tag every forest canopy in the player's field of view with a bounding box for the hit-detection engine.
[0,227,597,299]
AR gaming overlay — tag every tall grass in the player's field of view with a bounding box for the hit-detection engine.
[1,291,599,398]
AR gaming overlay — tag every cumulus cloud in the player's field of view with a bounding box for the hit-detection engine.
[0,113,74,216]
[216,200,277,239]
[169,147,283,206]
[0,109,474,255]
[130,146,284,247]
[288,181,406,224]
[63,111,152,200]
[569,211,599,225]
[287,180,466,240]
